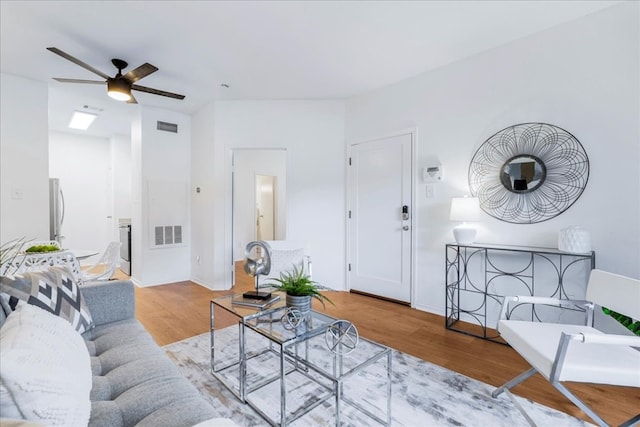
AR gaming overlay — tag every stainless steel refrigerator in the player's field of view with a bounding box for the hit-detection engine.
[49,178,65,243]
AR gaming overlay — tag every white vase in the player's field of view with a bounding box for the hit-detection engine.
[558,226,591,253]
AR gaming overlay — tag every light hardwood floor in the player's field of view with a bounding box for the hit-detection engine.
[131,265,638,426]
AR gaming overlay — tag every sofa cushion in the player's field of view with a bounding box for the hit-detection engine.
[0,303,92,426]
[85,318,217,427]
[0,266,93,333]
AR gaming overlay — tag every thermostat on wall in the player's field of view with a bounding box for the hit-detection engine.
[423,164,443,183]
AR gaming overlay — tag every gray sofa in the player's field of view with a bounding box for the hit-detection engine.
[81,280,220,426]
[1,277,234,427]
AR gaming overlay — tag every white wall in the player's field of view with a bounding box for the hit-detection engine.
[191,100,346,290]
[345,3,640,314]
[190,102,216,287]
[110,133,132,240]
[0,74,49,243]
[131,106,191,286]
[49,131,111,261]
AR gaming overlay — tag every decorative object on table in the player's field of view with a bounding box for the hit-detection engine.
[231,293,281,309]
[281,307,305,331]
[557,226,591,254]
[242,240,273,300]
[325,320,359,355]
[268,264,333,314]
[469,123,589,224]
[24,243,61,253]
[449,196,481,244]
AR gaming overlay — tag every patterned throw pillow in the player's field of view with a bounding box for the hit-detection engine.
[0,266,94,333]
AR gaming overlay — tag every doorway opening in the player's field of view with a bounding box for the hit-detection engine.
[256,174,277,241]
[231,149,286,285]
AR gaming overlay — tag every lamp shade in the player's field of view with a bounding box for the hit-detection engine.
[107,78,132,101]
[449,196,481,222]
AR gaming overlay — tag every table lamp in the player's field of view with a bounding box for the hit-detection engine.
[449,196,481,244]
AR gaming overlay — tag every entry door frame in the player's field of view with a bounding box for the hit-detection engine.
[345,128,418,307]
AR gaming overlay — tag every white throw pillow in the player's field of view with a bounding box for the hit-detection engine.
[0,304,91,426]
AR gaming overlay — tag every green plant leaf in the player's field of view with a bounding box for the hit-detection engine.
[267,264,334,308]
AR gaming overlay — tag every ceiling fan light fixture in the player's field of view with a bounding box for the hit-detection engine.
[107,78,132,101]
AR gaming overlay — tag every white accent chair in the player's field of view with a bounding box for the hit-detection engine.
[257,240,312,287]
[82,241,121,282]
[492,269,640,427]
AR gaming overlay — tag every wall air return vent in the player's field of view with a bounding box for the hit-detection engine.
[157,121,178,133]
[154,225,183,247]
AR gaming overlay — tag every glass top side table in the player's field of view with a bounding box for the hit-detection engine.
[210,293,333,402]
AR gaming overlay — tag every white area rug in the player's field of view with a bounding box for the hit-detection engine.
[164,328,591,426]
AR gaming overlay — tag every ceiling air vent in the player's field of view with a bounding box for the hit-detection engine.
[157,121,178,133]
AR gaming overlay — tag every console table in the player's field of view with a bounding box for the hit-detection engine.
[445,243,595,343]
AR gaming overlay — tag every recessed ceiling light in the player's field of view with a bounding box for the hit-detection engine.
[68,111,98,130]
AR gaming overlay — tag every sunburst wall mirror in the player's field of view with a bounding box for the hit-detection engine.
[469,123,589,224]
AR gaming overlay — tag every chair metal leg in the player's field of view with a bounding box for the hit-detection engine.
[504,389,538,427]
[493,366,628,427]
[619,413,640,427]
[492,367,537,398]
[552,381,609,427]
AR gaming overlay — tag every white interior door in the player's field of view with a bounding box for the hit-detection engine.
[348,133,412,303]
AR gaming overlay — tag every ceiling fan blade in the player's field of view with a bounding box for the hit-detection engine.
[132,84,185,100]
[127,93,138,104]
[53,78,106,85]
[47,47,110,80]
[123,63,158,83]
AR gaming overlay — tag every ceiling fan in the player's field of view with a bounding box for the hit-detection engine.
[47,47,185,104]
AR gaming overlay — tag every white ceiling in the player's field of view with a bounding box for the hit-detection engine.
[1,0,618,138]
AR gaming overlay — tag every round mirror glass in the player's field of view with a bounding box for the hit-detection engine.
[500,155,546,193]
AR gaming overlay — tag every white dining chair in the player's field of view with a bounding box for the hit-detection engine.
[82,241,121,282]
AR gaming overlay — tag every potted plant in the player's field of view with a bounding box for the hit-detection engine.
[269,264,333,314]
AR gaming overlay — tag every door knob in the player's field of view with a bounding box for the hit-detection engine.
[402,225,409,231]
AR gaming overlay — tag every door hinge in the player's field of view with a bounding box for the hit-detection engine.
[348,210,351,219]
[348,157,352,166]
[348,263,351,271]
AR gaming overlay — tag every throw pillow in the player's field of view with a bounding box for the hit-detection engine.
[0,266,94,333]
[0,303,92,426]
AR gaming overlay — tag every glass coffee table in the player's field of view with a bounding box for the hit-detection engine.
[210,293,392,426]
